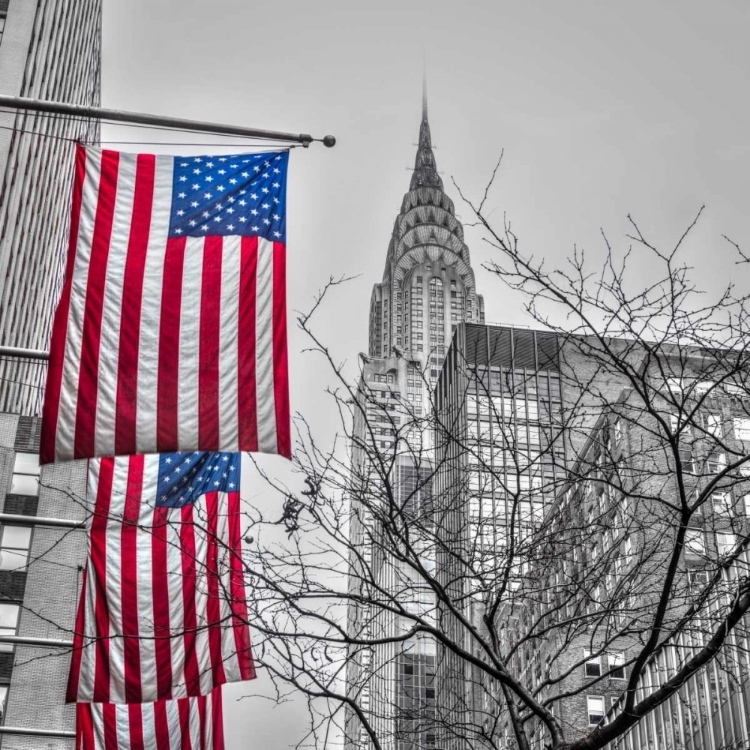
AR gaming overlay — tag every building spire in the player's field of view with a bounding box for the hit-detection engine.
[410,75,442,191]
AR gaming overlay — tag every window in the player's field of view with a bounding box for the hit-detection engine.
[717,532,736,556]
[707,452,726,474]
[0,526,31,571]
[10,454,39,496]
[705,414,722,438]
[733,418,750,441]
[685,529,705,555]
[608,652,626,679]
[712,492,733,517]
[584,650,601,677]
[679,448,694,474]
[587,696,605,726]
[0,603,19,653]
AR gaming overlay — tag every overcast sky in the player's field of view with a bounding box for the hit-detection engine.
[102,2,750,747]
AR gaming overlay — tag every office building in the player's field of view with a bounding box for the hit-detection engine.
[0,0,101,414]
[345,95,484,750]
[0,1,100,745]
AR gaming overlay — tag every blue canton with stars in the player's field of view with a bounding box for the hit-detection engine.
[168,151,288,243]
[156,452,241,508]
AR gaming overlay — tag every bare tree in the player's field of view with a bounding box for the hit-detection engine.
[236,178,750,750]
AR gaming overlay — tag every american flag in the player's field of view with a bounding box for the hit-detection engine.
[67,452,255,704]
[76,687,223,750]
[41,145,291,464]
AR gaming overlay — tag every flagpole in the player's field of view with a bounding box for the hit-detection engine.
[0,95,337,147]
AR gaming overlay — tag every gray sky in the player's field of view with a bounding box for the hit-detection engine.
[102,1,750,746]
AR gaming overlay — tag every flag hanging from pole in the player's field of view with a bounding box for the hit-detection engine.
[76,687,224,750]
[67,452,255,704]
[41,145,291,464]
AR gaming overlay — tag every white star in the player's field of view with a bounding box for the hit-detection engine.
[273,197,280,204]
[219,158,227,162]
[205,175,214,183]
[227,197,235,203]
[226,207,234,215]
[216,185,225,192]
[214,216,222,222]
[231,163,239,168]
[178,192,186,198]
[161,495,168,502]
[252,225,259,231]
[239,189,246,195]
[214,480,220,486]
[273,231,281,238]
[201,224,209,231]
[241,172,249,178]
[229,482,236,488]
[177,210,184,216]
[191,201,199,208]
[254,166,261,172]
[166,458,173,464]
[179,176,187,182]
[204,192,212,199]
[189,220,196,227]
[240,200,248,207]
[229,178,238,185]
[180,162,189,167]
[206,161,214,168]
[263,172,270,178]
[222,456,229,461]
[202,211,210,218]
[262,187,269,194]
[175,228,183,234]
[250,193,258,200]
[273,214,280,220]
[262,203,270,209]
[263,218,271,225]
[239,217,247,222]
[227,224,234,230]
[250,209,258,216]
[218,169,226,175]
[272,182,280,189]
[194,157,202,163]
[273,168,280,174]
[193,168,201,175]
[192,183,200,190]
[216,203,223,210]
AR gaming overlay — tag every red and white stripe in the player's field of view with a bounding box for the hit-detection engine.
[41,144,290,464]
[67,455,255,704]
[76,687,224,750]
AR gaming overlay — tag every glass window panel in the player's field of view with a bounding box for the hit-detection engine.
[0,549,28,571]
[587,696,604,726]
[9,474,38,496]
[0,605,18,629]
[0,685,7,722]
[1,527,31,550]
[12,454,39,475]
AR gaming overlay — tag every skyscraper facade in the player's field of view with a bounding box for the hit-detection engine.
[345,95,484,750]
[0,1,100,745]
[0,0,101,414]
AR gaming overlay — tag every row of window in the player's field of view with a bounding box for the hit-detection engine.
[671,413,750,441]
